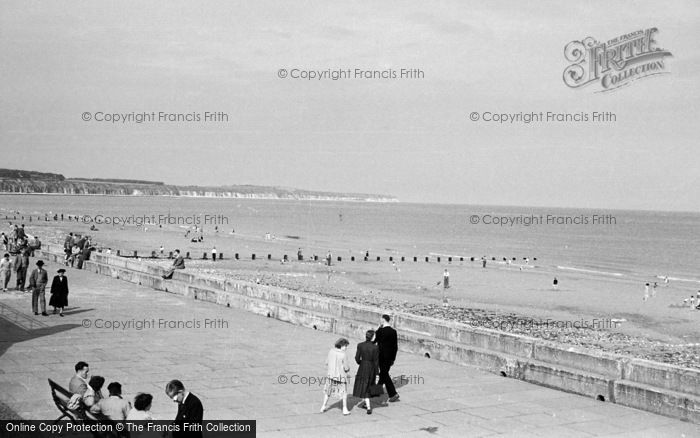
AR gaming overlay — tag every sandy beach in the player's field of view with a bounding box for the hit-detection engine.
[6,206,699,370]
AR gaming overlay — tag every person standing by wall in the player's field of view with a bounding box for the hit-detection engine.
[0,253,12,292]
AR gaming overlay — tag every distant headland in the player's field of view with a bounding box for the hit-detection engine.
[0,169,398,202]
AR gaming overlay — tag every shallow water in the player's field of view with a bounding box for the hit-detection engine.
[2,194,699,284]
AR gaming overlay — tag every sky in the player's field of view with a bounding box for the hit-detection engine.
[1,0,699,211]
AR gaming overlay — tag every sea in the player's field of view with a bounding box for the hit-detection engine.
[1,194,699,285]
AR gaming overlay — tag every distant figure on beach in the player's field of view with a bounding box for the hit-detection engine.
[652,282,658,298]
[481,256,487,268]
[392,260,399,272]
[326,251,332,266]
[365,250,369,259]
[214,226,218,233]
[644,283,650,301]
[162,250,185,279]
[525,257,529,265]
[1,232,8,251]
[690,295,696,308]
[320,338,351,415]
[211,247,217,261]
[297,248,303,261]
[159,245,164,256]
[443,269,450,289]
[553,277,558,289]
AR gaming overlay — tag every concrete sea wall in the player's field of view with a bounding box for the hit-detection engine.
[36,244,700,423]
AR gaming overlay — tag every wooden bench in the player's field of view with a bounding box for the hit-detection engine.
[48,379,121,437]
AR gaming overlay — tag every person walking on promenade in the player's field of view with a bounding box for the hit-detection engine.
[0,253,12,292]
[29,260,48,316]
[353,330,379,414]
[375,314,399,402]
[326,250,332,267]
[69,361,90,396]
[49,268,69,316]
[166,380,204,438]
[443,269,450,289]
[320,338,351,415]
[211,246,217,261]
[162,249,185,279]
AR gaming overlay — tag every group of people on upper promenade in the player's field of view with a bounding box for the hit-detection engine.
[0,224,41,292]
[68,361,204,437]
[1,225,73,316]
[63,232,94,269]
[320,314,400,415]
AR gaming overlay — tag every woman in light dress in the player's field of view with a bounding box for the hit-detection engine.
[320,338,351,415]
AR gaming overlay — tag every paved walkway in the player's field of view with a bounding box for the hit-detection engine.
[0,259,698,437]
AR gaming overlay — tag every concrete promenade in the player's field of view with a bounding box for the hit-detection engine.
[0,259,698,437]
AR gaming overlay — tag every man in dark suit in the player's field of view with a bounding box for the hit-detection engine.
[166,379,203,438]
[162,250,186,279]
[375,314,399,402]
[29,260,49,316]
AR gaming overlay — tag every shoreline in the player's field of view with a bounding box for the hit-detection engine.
[5,203,700,371]
[0,192,399,203]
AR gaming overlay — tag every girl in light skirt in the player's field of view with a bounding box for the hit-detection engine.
[320,338,351,415]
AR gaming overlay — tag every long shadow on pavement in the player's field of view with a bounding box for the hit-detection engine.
[0,302,80,360]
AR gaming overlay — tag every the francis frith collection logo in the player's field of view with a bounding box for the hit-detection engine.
[563,28,672,92]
